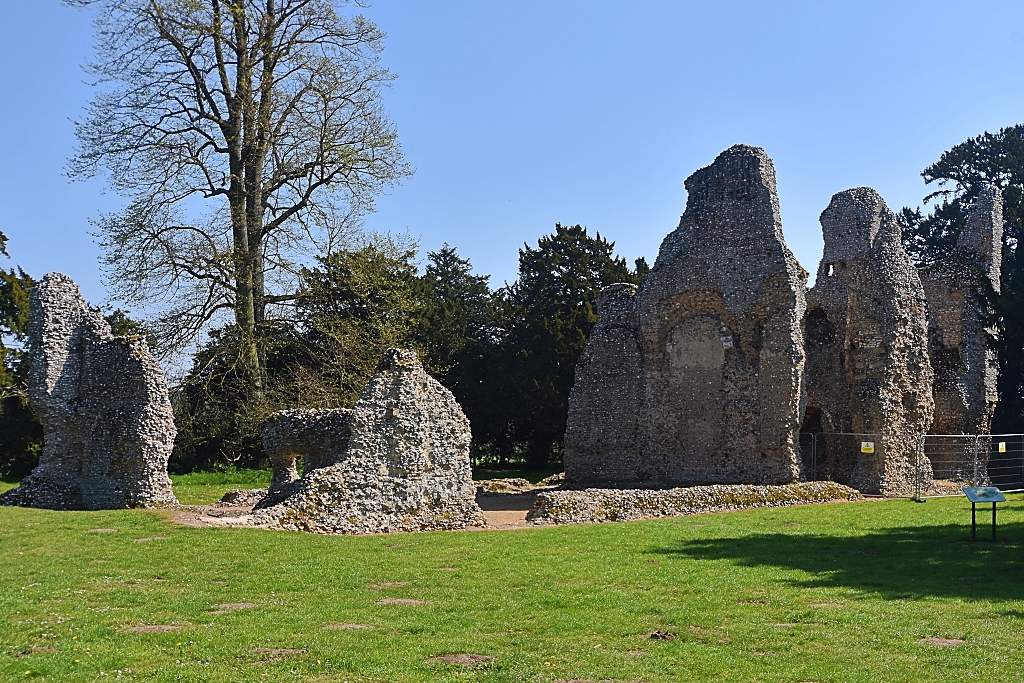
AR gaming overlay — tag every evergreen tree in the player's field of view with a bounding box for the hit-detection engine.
[501,224,642,467]
[0,233,42,479]
[898,124,1024,432]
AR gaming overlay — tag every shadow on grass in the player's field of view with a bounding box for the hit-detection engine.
[653,522,1024,602]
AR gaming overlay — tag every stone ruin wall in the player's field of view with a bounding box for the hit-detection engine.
[258,408,353,508]
[566,146,1006,496]
[919,184,1003,481]
[0,273,177,509]
[565,145,808,488]
[253,349,485,533]
[802,189,934,495]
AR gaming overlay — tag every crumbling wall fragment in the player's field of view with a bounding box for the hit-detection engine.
[257,408,352,508]
[0,273,177,509]
[919,184,1003,480]
[565,145,808,487]
[563,284,644,484]
[920,184,1002,435]
[254,349,485,533]
[803,188,934,494]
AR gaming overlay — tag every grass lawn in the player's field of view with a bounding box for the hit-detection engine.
[1,476,1022,682]
[170,470,273,506]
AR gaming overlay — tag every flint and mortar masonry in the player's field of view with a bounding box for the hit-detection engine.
[254,349,485,534]
[803,188,934,495]
[258,408,353,508]
[565,145,808,487]
[919,184,1003,481]
[0,273,177,509]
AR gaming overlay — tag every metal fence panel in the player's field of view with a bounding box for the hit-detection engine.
[798,431,1024,496]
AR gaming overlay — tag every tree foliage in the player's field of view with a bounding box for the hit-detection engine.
[487,224,644,467]
[168,226,645,472]
[67,0,411,399]
[171,235,424,470]
[0,234,42,479]
[899,124,1024,432]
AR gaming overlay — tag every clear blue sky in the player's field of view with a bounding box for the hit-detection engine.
[2,1,1022,307]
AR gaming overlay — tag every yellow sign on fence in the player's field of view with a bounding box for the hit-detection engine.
[999,442,1007,453]
[861,441,875,453]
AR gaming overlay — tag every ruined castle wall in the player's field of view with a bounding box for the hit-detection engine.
[919,185,1002,482]
[258,408,353,508]
[565,145,808,487]
[254,349,484,533]
[0,273,177,509]
[563,284,644,483]
[804,189,934,495]
[920,184,1002,438]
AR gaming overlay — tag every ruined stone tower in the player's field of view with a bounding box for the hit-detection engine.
[803,189,934,495]
[920,184,1002,436]
[0,273,177,509]
[919,184,1003,482]
[565,144,808,487]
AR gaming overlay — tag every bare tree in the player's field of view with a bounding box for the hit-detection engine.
[67,0,411,398]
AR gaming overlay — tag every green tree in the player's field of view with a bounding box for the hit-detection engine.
[0,233,42,479]
[171,236,423,471]
[413,245,508,461]
[417,244,493,379]
[67,0,411,401]
[898,124,1024,432]
[289,237,423,406]
[500,223,642,467]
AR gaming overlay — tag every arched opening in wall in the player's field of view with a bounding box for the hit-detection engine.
[799,406,827,480]
[804,307,835,348]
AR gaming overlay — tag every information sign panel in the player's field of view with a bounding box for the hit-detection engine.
[860,441,874,453]
[963,487,1006,503]
[999,442,1007,453]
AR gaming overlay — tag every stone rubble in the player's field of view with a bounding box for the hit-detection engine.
[565,144,808,488]
[253,349,485,534]
[803,188,935,495]
[526,481,862,525]
[0,273,177,509]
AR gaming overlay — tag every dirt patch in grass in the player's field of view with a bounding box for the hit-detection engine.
[649,630,676,640]
[323,623,372,630]
[252,647,306,658]
[433,567,460,571]
[86,528,117,533]
[426,654,494,666]
[210,602,257,614]
[367,581,411,590]
[18,647,56,656]
[376,598,423,606]
[125,624,180,633]
[918,637,965,647]
[475,490,540,528]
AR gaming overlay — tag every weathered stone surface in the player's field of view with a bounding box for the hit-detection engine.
[919,185,1002,481]
[254,349,485,533]
[257,408,352,508]
[803,188,934,494]
[0,273,177,509]
[921,184,1002,435]
[565,145,808,487]
[526,481,862,525]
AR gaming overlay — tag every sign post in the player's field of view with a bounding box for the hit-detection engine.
[963,487,1006,542]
